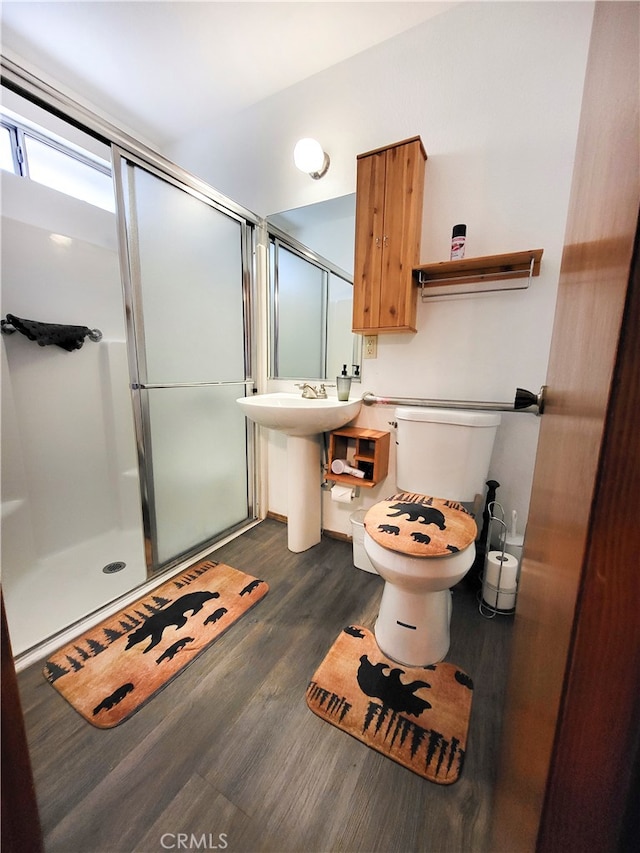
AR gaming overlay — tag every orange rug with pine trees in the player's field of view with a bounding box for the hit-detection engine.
[43,559,268,728]
[306,625,473,784]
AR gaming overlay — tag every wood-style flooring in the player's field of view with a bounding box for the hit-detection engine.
[16,519,514,853]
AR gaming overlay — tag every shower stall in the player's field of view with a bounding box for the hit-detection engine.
[1,79,258,659]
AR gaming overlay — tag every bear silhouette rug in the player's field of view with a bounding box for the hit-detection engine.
[306,626,473,784]
[43,559,268,728]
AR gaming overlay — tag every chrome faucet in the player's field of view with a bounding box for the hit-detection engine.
[297,383,319,399]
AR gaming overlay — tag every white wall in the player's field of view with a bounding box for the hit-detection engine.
[170,1,595,540]
[0,173,132,560]
[1,169,147,651]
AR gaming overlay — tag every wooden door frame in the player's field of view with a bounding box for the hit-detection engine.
[539,205,640,853]
[1,592,44,853]
[492,3,640,850]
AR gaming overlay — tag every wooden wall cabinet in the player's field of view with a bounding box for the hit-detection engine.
[352,136,427,334]
[327,427,390,488]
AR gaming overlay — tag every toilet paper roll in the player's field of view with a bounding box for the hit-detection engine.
[482,551,519,611]
[483,585,517,612]
[484,550,519,590]
[331,484,355,503]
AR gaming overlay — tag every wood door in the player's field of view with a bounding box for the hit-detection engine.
[1,593,44,853]
[379,138,425,332]
[491,2,640,850]
[353,149,386,332]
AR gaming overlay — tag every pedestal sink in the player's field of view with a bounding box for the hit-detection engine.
[237,393,362,552]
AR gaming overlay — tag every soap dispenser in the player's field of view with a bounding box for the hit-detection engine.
[336,365,352,401]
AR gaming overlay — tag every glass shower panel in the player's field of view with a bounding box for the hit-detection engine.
[131,167,245,383]
[119,158,253,571]
[147,385,248,564]
[276,245,324,378]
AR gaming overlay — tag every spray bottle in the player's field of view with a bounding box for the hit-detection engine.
[451,224,467,260]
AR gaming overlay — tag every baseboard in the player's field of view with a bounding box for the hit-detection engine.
[266,511,287,524]
[323,529,352,543]
[266,512,352,543]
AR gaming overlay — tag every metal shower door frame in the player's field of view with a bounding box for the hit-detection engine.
[112,146,258,576]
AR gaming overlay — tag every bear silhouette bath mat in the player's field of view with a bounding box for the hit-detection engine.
[305,626,473,784]
[43,560,268,728]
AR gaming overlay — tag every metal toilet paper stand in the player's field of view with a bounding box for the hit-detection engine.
[478,501,521,619]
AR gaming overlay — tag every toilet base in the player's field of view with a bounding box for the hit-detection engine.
[374,585,453,667]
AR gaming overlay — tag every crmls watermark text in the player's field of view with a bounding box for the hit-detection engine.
[160,833,228,850]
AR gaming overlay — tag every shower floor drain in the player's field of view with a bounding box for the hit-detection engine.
[102,561,127,574]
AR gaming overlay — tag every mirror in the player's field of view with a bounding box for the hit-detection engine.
[267,194,361,382]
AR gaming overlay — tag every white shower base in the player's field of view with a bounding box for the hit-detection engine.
[4,526,146,658]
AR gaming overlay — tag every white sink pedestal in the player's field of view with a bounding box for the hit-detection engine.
[286,435,322,552]
[236,392,362,555]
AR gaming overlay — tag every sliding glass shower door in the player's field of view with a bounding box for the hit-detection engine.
[114,151,255,573]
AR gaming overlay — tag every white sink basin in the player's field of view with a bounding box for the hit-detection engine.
[237,392,361,436]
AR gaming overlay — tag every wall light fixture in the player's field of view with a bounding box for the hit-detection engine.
[293,138,330,179]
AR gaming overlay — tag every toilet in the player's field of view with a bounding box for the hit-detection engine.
[363,407,501,666]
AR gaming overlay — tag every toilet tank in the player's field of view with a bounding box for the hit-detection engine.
[395,407,501,502]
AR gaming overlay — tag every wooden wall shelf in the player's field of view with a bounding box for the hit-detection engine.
[414,248,543,297]
[327,427,390,489]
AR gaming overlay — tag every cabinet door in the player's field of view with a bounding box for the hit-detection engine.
[353,149,386,332]
[380,140,425,332]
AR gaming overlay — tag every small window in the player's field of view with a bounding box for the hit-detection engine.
[0,125,17,173]
[24,136,115,212]
[0,112,115,213]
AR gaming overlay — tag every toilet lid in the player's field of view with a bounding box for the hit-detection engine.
[364,492,476,557]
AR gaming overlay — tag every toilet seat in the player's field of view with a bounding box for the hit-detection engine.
[364,492,476,558]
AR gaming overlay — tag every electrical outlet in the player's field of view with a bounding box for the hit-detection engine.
[363,335,378,359]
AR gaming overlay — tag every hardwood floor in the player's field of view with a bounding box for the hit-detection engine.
[16,519,513,853]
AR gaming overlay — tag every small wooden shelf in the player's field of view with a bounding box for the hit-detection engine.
[414,248,543,297]
[327,427,390,489]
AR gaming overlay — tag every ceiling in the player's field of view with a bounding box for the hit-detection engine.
[1,1,456,148]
